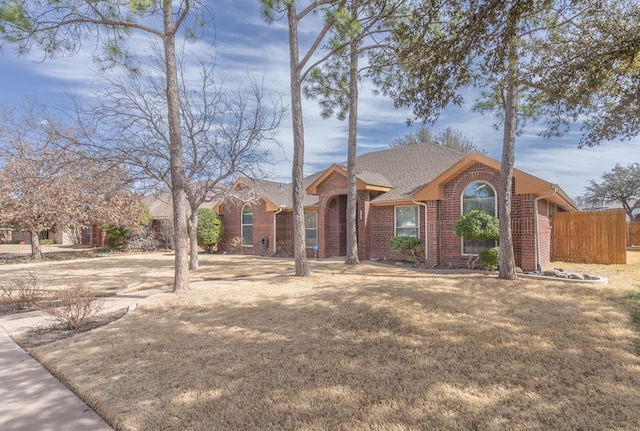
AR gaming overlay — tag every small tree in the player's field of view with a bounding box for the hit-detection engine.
[454,209,499,269]
[196,208,223,253]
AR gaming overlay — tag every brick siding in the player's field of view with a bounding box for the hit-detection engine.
[221,162,554,271]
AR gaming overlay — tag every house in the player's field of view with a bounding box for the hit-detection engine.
[6,226,103,246]
[218,143,579,271]
[142,186,225,247]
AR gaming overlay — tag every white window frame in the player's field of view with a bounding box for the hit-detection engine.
[304,211,318,248]
[394,205,420,238]
[241,204,253,247]
[460,181,497,255]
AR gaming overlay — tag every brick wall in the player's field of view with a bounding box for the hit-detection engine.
[536,199,554,269]
[368,204,427,262]
[219,163,549,270]
[437,162,501,268]
[220,198,275,255]
[429,162,540,271]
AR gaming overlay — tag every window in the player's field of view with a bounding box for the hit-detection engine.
[462,182,496,254]
[241,205,253,246]
[304,211,317,248]
[395,206,419,237]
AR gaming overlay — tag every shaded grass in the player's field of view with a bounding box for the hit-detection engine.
[0,252,296,296]
[31,264,640,431]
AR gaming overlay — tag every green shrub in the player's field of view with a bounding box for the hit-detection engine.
[40,239,54,245]
[479,246,500,271]
[389,236,425,265]
[197,208,223,253]
[454,209,499,268]
[104,225,128,250]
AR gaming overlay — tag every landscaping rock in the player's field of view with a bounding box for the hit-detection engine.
[515,267,523,273]
[569,273,585,280]
[543,269,562,277]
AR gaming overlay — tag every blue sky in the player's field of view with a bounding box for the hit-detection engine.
[1,0,639,200]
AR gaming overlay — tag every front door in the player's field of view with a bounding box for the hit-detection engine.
[326,195,347,257]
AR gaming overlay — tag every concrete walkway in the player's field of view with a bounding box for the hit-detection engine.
[0,286,172,431]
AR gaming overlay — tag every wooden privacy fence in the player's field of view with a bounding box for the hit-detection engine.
[552,209,626,264]
[628,222,640,246]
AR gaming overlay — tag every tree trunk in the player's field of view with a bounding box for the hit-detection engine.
[30,230,42,260]
[498,38,518,280]
[163,1,190,292]
[188,209,199,270]
[345,3,360,266]
[287,3,309,276]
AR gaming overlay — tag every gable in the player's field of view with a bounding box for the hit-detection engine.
[413,152,579,211]
[306,164,392,196]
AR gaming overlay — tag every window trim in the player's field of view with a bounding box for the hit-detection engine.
[460,181,497,255]
[241,204,253,247]
[394,205,420,238]
[304,210,318,249]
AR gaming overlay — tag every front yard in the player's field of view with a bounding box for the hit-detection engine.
[11,249,640,430]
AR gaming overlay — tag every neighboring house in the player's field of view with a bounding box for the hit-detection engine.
[141,192,174,244]
[218,143,579,271]
[6,226,103,246]
[143,187,223,246]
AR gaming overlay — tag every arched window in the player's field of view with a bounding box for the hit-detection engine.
[462,182,496,254]
[241,205,253,246]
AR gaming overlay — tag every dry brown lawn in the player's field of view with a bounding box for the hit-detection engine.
[0,245,296,294]
[22,249,640,430]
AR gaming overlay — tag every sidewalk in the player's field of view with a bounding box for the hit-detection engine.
[0,286,171,431]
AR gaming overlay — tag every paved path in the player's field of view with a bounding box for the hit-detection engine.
[0,286,172,431]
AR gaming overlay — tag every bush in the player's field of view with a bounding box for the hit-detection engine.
[276,239,293,257]
[40,282,104,332]
[0,273,48,313]
[224,236,243,254]
[479,246,500,271]
[197,209,223,253]
[126,225,160,251]
[40,239,54,245]
[389,236,425,265]
[104,225,128,250]
[454,209,499,268]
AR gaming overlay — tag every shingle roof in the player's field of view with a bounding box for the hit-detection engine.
[245,143,465,209]
[244,171,322,208]
[352,169,393,188]
[342,142,465,203]
[143,186,223,220]
[141,192,173,220]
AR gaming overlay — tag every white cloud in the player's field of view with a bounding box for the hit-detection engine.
[0,0,635,202]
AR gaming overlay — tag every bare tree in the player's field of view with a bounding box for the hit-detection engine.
[0,0,214,292]
[71,50,283,270]
[390,126,484,154]
[0,102,144,259]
